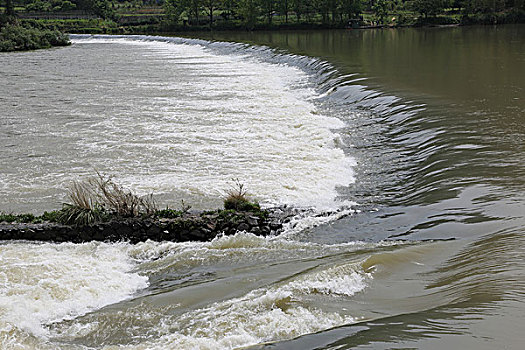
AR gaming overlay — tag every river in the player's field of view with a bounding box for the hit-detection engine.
[0,25,524,349]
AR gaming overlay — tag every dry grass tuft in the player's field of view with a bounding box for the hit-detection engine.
[64,172,157,224]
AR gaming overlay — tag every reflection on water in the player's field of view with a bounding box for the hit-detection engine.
[195,26,525,349]
[199,26,524,119]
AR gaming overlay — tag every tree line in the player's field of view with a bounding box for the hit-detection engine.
[163,0,524,28]
[3,0,524,28]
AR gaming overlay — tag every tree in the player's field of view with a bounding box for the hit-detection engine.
[326,0,339,22]
[410,0,446,17]
[314,0,330,23]
[91,0,115,19]
[277,0,290,22]
[186,0,202,24]
[5,0,15,16]
[222,0,237,20]
[291,0,307,21]
[340,0,362,19]
[203,0,221,27]
[238,0,258,28]
[372,0,388,23]
[259,0,275,24]
[164,0,184,22]
[168,0,203,25]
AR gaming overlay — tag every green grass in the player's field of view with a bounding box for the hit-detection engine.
[156,208,184,219]
[0,210,62,224]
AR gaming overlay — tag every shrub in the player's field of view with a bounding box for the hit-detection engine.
[223,180,261,212]
[40,210,61,223]
[16,213,36,222]
[156,208,183,219]
[0,213,18,223]
[57,203,108,226]
[67,173,158,219]
[156,200,191,218]
[0,24,70,52]
[0,211,61,224]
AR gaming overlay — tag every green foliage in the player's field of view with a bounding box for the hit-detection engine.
[373,0,389,23]
[90,0,116,19]
[0,213,18,223]
[4,174,160,226]
[238,0,259,28]
[4,0,14,16]
[223,180,261,212]
[25,0,77,12]
[0,176,271,227]
[224,196,261,211]
[156,200,191,218]
[0,23,70,51]
[259,0,275,24]
[156,208,184,218]
[9,0,524,32]
[0,210,62,224]
[409,0,447,18]
[16,213,36,222]
[22,18,119,34]
[340,0,361,19]
[40,210,62,222]
[164,0,184,22]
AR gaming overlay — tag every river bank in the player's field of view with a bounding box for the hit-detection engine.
[0,20,70,51]
[13,7,524,36]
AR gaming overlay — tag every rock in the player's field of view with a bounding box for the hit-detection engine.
[237,223,250,232]
[0,207,290,243]
[247,216,259,226]
[270,222,282,231]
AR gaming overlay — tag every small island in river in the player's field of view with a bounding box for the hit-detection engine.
[0,175,294,243]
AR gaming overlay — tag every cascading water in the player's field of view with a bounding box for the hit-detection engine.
[1,26,524,350]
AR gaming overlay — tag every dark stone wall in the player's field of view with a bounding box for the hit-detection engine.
[0,210,285,244]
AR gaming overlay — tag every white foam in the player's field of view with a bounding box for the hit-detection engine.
[127,231,373,278]
[0,242,148,338]
[288,262,369,296]
[0,234,406,349]
[1,36,356,212]
[102,259,366,350]
[280,207,357,238]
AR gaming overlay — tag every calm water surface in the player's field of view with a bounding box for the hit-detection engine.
[0,25,524,349]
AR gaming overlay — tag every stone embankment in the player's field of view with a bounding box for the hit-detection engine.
[0,209,290,244]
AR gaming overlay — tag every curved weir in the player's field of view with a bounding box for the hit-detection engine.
[1,27,525,349]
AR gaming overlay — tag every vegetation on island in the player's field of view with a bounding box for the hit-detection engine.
[0,21,70,50]
[1,0,523,35]
[0,174,264,227]
[1,0,70,51]
[223,179,261,212]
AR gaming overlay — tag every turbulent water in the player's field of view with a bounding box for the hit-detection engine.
[0,36,353,211]
[1,26,524,349]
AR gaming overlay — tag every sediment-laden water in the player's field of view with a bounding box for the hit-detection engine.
[0,26,524,349]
